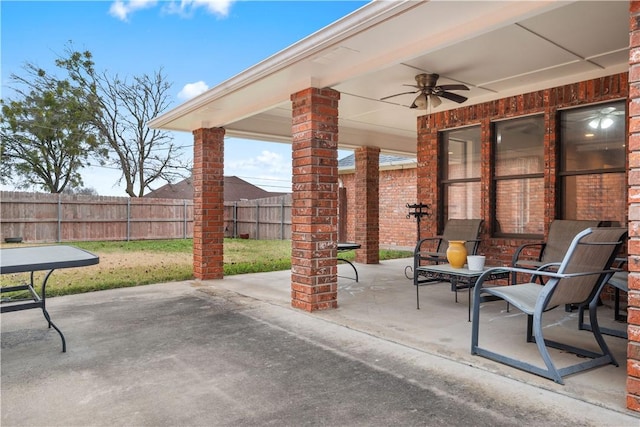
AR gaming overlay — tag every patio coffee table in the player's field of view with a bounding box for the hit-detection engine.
[415,263,509,321]
[1,245,100,352]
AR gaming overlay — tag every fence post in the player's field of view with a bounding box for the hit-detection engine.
[233,202,238,238]
[255,201,259,240]
[183,200,187,239]
[127,198,131,241]
[281,196,285,240]
[57,194,62,243]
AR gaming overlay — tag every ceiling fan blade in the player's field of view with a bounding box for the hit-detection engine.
[437,84,469,91]
[439,91,468,103]
[380,90,419,101]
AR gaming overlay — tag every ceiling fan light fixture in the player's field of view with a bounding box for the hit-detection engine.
[588,116,615,130]
[429,94,442,108]
[411,93,428,109]
[601,117,614,129]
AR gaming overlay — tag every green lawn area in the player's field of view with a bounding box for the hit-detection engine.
[0,239,411,297]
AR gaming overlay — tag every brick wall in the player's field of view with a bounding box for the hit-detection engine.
[340,165,417,249]
[417,73,628,267]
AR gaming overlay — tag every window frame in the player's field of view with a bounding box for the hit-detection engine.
[558,100,627,223]
[438,125,482,231]
[491,114,545,239]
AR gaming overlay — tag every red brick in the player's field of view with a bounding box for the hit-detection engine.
[290,88,339,311]
[192,127,225,280]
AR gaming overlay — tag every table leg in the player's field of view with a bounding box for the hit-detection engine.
[451,277,459,303]
[469,278,473,322]
[337,257,359,282]
[36,270,66,352]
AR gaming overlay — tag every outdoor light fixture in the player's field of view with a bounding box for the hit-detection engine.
[410,93,427,109]
[410,93,442,110]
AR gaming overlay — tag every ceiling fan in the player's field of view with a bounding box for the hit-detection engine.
[581,106,625,130]
[381,73,469,110]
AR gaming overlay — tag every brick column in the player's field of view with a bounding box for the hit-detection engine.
[354,146,380,264]
[290,87,339,312]
[192,127,225,280]
[416,115,439,238]
[628,0,640,412]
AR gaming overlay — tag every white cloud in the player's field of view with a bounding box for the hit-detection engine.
[109,0,157,22]
[225,149,292,191]
[163,0,235,18]
[177,81,209,100]
[226,150,288,173]
[110,0,233,21]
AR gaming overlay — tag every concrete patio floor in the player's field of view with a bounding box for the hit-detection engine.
[213,258,634,415]
[2,257,639,425]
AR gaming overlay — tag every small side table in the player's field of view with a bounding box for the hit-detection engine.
[415,264,509,321]
[337,242,361,282]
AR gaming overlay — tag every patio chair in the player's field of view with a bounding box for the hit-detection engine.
[413,219,483,309]
[510,219,602,285]
[471,227,627,384]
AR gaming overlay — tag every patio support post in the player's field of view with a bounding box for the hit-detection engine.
[192,127,225,280]
[354,146,380,264]
[290,87,339,311]
[416,115,439,238]
[627,0,640,412]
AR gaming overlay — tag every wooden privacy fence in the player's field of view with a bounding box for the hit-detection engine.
[224,194,292,240]
[0,191,292,243]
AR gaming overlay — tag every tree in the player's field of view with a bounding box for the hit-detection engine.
[0,63,105,193]
[62,186,99,196]
[57,48,189,197]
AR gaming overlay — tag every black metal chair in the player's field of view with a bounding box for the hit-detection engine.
[413,219,483,309]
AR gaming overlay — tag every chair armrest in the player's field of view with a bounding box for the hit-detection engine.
[478,265,617,284]
[414,236,443,256]
[511,242,546,267]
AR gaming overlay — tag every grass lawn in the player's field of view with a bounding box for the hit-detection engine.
[0,239,411,297]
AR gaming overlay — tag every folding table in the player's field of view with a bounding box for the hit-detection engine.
[1,245,99,352]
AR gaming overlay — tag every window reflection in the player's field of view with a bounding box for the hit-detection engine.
[560,101,626,225]
[494,115,544,236]
[441,126,481,221]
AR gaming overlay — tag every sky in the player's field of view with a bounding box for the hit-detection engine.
[1,0,367,196]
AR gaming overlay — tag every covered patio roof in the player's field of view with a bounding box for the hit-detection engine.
[149,0,629,156]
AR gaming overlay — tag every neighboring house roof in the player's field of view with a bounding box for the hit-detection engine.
[338,154,416,172]
[149,1,627,157]
[146,178,195,199]
[146,176,287,201]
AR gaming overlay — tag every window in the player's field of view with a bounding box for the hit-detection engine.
[560,101,626,225]
[493,116,545,237]
[440,126,481,222]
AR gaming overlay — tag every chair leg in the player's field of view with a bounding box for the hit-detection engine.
[587,297,618,367]
[473,294,617,385]
[471,293,565,384]
[531,310,563,384]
